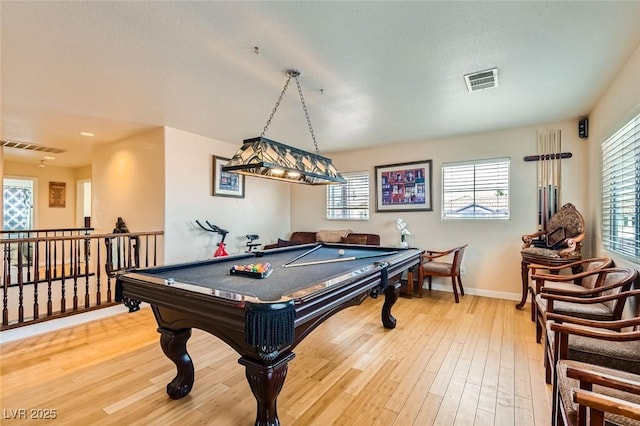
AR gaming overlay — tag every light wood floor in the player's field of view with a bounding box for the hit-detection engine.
[0,291,551,425]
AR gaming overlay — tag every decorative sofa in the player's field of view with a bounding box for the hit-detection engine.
[264,230,380,250]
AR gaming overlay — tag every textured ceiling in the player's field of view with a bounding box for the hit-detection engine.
[2,1,640,167]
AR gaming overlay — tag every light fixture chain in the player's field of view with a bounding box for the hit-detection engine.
[293,75,320,155]
[261,73,293,137]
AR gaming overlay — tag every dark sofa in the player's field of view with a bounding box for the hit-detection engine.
[264,231,380,250]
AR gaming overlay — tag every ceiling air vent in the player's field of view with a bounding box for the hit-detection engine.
[1,139,66,154]
[464,68,498,92]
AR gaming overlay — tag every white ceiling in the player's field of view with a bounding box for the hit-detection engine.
[2,1,640,168]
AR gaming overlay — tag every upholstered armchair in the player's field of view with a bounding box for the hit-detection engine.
[529,258,613,336]
[537,268,637,343]
[417,245,467,303]
[555,360,640,426]
[547,306,640,425]
[544,284,640,383]
[517,203,586,310]
[521,203,586,259]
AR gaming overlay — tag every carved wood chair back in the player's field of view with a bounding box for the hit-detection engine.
[546,203,585,248]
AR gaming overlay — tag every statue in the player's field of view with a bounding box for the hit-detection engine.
[113,217,129,233]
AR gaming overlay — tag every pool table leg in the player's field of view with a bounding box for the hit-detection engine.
[159,327,195,400]
[239,352,296,426]
[382,281,400,329]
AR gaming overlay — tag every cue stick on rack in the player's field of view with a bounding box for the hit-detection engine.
[281,244,323,267]
[283,251,399,268]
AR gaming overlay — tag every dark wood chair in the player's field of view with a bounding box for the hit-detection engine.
[529,257,613,340]
[417,245,467,303]
[517,203,586,309]
[529,257,612,322]
[548,303,640,425]
[538,268,638,383]
[555,361,640,426]
[535,267,636,346]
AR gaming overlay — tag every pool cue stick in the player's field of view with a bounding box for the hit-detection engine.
[554,129,561,212]
[283,251,399,268]
[543,131,548,228]
[536,132,542,230]
[281,244,323,267]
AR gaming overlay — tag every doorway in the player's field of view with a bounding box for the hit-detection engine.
[76,179,92,228]
[3,177,35,230]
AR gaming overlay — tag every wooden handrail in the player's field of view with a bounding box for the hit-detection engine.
[0,230,163,244]
[0,227,94,235]
[1,230,164,330]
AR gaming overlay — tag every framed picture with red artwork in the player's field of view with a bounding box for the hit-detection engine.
[374,160,432,212]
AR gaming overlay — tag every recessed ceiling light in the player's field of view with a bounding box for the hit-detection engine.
[80,132,95,137]
[44,156,56,160]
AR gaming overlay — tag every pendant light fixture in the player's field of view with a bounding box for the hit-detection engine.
[223,69,345,185]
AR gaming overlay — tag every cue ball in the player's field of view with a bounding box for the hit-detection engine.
[338,249,345,256]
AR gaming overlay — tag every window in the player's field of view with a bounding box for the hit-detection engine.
[602,112,640,261]
[442,158,510,219]
[326,171,370,220]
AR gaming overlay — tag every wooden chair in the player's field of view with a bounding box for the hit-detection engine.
[518,203,586,309]
[521,203,586,259]
[539,270,639,384]
[555,361,640,426]
[535,267,637,347]
[529,257,613,338]
[417,245,467,303]
[548,306,640,425]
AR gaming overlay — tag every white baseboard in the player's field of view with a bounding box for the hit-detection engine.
[424,283,526,302]
[0,303,148,344]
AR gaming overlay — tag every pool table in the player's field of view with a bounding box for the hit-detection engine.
[116,243,421,426]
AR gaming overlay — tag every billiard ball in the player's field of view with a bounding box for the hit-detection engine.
[338,249,345,256]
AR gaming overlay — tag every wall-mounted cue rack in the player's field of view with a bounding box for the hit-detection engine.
[526,129,572,231]
[523,152,572,162]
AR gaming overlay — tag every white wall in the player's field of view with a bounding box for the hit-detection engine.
[163,127,290,263]
[91,128,165,238]
[3,161,78,229]
[291,120,589,299]
[588,43,640,271]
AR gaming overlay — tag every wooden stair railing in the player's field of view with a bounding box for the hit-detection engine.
[1,230,163,330]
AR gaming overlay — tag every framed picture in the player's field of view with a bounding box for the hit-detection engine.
[212,156,245,198]
[375,160,433,212]
[49,181,66,208]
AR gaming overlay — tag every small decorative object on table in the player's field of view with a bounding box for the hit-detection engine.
[396,218,411,248]
[230,263,272,278]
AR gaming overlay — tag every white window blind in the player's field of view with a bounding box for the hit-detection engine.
[602,112,640,261]
[326,171,370,220]
[442,158,510,219]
